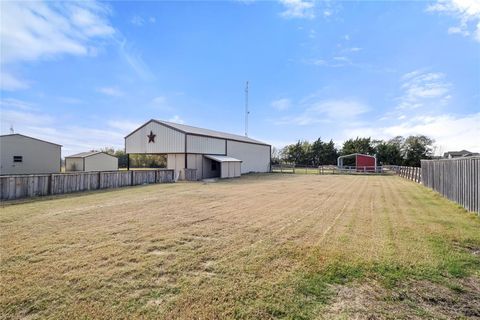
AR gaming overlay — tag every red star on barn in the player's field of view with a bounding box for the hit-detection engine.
[147,131,156,143]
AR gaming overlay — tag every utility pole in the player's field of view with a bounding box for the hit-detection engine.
[245,81,249,137]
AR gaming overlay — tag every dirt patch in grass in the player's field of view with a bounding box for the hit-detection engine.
[320,276,480,319]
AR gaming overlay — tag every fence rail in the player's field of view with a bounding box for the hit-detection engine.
[421,157,479,213]
[271,164,390,175]
[390,166,422,183]
[0,169,175,201]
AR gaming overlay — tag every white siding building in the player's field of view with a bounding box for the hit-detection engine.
[65,152,118,172]
[0,134,61,175]
[125,119,271,180]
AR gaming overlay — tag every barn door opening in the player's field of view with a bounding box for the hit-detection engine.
[203,157,220,179]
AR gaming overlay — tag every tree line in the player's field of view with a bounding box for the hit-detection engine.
[272,135,434,167]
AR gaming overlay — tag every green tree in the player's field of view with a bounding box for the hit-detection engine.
[402,135,434,166]
[322,139,339,165]
[310,138,324,166]
[99,147,115,155]
[341,137,374,155]
[283,140,311,165]
[271,147,281,165]
[375,142,402,165]
[310,138,338,165]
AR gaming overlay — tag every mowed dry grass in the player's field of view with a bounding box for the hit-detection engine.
[1,174,479,319]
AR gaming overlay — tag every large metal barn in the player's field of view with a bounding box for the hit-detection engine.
[124,119,271,180]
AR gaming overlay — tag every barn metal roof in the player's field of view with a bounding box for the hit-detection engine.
[126,119,270,146]
[0,133,62,146]
[156,120,270,145]
[66,151,115,158]
[204,155,242,162]
[337,153,376,159]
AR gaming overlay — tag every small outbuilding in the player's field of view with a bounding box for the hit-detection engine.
[65,151,118,172]
[204,155,242,178]
[125,119,271,180]
[337,153,377,172]
[0,133,61,175]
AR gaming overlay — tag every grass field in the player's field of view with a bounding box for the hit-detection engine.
[1,174,479,319]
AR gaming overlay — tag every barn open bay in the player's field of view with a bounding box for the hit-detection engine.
[1,174,479,319]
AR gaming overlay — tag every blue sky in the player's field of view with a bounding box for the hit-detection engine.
[1,0,479,156]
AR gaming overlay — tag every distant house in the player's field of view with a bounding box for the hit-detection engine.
[65,152,118,172]
[0,134,61,175]
[443,150,480,159]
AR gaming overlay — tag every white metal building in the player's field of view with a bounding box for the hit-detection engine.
[65,151,118,172]
[125,119,271,180]
[0,134,61,175]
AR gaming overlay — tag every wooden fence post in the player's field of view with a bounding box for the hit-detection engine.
[48,174,53,195]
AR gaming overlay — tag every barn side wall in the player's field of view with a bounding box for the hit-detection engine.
[125,121,185,154]
[85,153,118,172]
[356,155,376,168]
[167,154,186,180]
[65,158,84,171]
[226,141,270,173]
[186,135,226,154]
[220,162,241,178]
[0,135,61,175]
[186,154,204,180]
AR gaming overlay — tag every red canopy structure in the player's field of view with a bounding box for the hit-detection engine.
[337,153,377,172]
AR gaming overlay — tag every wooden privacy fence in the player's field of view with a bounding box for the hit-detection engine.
[394,166,422,183]
[0,169,174,201]
[421,157,479,213]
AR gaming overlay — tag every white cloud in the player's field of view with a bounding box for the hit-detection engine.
[0,108,137,155]
[97,87,124,97]
[131,15,145,26]
[57,96,83,105]
[276,99,370,126]
[107,120,142,133]
[271,98,291,111]
[0,98,36,110]
[427,0,480,42]
[0,1,114,64]
[168,115,185,124]
[150,96,174,111]
[152,96,167,105]
[342,69,479,155]
[344,113,480,155]
[0,72,29,91]
[396,70,451,110]
[117,39,154,81]
[279,0,315,19]
[310,59,328,66]
[0,1,114,91]
[448,26,469,35]
[1,1,152,85]
[32,125,126,155]
[348,47,362,52]
[130,15,156,26]
[0,109,55,129]
[306,57,352,68]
